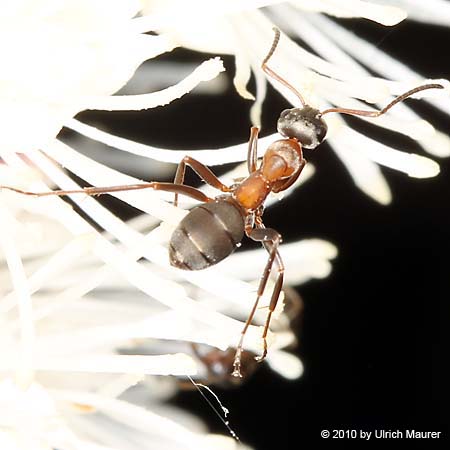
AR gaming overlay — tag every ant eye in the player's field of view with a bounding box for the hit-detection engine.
[277,106,328,149]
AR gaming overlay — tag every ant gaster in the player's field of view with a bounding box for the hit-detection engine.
[1,28,443,378]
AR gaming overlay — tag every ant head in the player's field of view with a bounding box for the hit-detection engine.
[263,28,444,150]
[277,106,328,149]
[262,29,328,149]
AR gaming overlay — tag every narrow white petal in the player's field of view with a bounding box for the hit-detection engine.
[121,61,227,95]
[266,350,304,379]
[96,374,145,399]
[233,50,255,100]
[0,209,35,388]
[33,310,230,355]
[31,354,197,376]
[219,239,338,285]
[249,58,267,128]
[417,130,450,158]
[67,118,275,165]
[342,127,441,178]
[387,0,450,26]
[51,388,231,450]
[290,0,406,25]
[85,58,225,111]
[329,133,392,204]
[310,13,450,117]
[406,155,440,178]
[271,4,367,73]
[307,13,416,80]
[45,140,186,225]
[133,0,285,33]
[0,235,94,315]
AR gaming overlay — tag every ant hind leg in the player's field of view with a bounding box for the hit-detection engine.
[232,225,284,377]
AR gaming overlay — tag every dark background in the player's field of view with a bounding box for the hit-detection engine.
[74,14,450,449]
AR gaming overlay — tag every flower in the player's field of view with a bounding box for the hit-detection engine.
[0,4,336,448]
[0,1,448,449]
[0,157,335,448]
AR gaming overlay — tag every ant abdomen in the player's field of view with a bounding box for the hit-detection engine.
[169,199,245,270]
[277,105,328,149]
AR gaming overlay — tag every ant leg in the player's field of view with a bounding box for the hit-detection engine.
[321,83,444,117]
[232,226,284,377]
[173,156,231,207]
[247,126,260,174]
[272,158,306,193]
[2,156,231,206]
[0,181,214,204]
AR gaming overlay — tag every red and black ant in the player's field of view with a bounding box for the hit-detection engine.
[0,28,443,378]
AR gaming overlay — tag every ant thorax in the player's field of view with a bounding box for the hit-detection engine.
[277,105,328,149]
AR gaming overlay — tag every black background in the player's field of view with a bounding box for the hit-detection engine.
[76,14,450,449]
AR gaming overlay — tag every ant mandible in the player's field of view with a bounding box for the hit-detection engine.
[1,28,443,378]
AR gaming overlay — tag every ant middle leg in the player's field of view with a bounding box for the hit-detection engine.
[173,156,231,207]
[232,225,284,377]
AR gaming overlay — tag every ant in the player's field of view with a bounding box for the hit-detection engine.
[0,28,443,378]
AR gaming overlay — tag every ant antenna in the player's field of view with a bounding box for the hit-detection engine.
[262,27,307,107]
[321,83,444,117]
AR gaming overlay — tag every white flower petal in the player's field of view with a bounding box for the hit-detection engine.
[66,117,274,165]
[290,0,406,25]
[341,127,441,178]
[29,354,197,376]
[0,6,174,155]
[233,50,256,101]
[0,209,35,388]
[0,234,94,315]
[219,239,338,285]
[329,133,392,204]
[249,56,268,128]
[266,350,304,379]
[417,130,450,158]
[308,13,450,117]
[85,58,225,111]
[136,0,284,35]
[386,0,450,26]
[51,388,235,450]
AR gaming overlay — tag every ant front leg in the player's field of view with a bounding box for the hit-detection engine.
[232,224,284,377]
[247,126,260,174]
[173,156,231,207]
